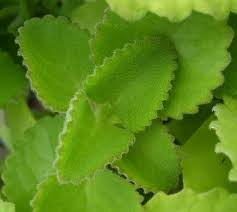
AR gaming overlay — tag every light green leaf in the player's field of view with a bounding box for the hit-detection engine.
[182,116,237,192]
[0,51,27,108]
[0,200,15,212]
[91,11,232,119]
[71,0,107,34]
[2,116,64,212]
[87,37,176,132]
[106,0,237,22]
[17,15,93,112]
[216,14,237,99]
[145,188,237,212]
[32,170,143,212]
[115,121,180,192]
[55,91,135,184]
[211,96,237,181]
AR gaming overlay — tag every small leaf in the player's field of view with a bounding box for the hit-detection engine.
[3,116,64,212]
[71,0,107,34]
[92,11,232,119]
[115,121,181,192]
[32,170,143,212]
[211,96,237,181]
[0,200,15,212]
[55,91,134,184]
[105,0,237,22]
[182,116,237,192]
[87,36,176,132]
[17,15,93,112]
[145,188,237,212]
[0,51,27,108]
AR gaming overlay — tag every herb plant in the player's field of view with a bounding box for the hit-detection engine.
[0,0,237,211]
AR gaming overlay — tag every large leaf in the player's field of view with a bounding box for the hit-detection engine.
[211,96,237,181]
[105,0,237,22]
[86,36,176,132]
[32,170,142,212]
[55,91,134,184]
[145,188,237,212]
[17,15,93,112]
[115,121,180,192]
[182,116,237,192]
[91,11,232,119]
[0,51,27,108]
[2,116,64,212]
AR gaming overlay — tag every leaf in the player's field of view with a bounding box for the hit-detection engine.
[144,188,237,212]
[32,170,143,212]
[115,121,181,192]
[91,10,232,119]
[71,0,107,34]
[216,14,237,99]
[211,96,237,181]
[0,200,15,212]
[182,116,237,192]
[17,15,93,112]
[55,91,135,184]
[86,36,176,132]
[105,0,237,22]
[2,116,64,212]
[0,51,27,108]
[167,101,214,144]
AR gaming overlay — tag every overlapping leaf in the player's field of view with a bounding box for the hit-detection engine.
[0,51,27,108]
[145,188,237,212]
[0,200,15,212]
[87,36,176,131]
[2,116,64,212]
[91,10,232,119]
[32,170,142,212]
[115,121,180,192]
[211,96,237,181]
[17,15,93,112]
[106,0,237,22]
[55,91,134,184]
[182,116,237,192]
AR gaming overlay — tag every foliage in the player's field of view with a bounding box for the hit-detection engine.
[0,0,237,211]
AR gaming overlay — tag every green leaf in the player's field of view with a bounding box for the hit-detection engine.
[211,96,237,181]
[144,188,237,212]
[182,116,237,192]
[32,170,143,212]
[2,116,64,212]
[115,121,180,192]
[92,11,232,119]
[0,200,15,212]
[87,36,176,132]
[17,15,93,112]
[55,91,135,184]
[0,51,27,108]
[105,0,237,22]
[71,0,107,34]
[216,14,237,99]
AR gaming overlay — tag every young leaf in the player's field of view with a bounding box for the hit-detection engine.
[115,121,181,192]
[71,0,107,34]
[55,91,134,184]
[32,170,143,212]
[0,200,15,212]
[92,11,232,119]
[211,96,237,181]
[86,37,176,132]
[2,116,64,212]
[0,51,27,108]
[105,0,237,22]
[182,116,237,192]
[17,15,93,112]
[144,188,237,212]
